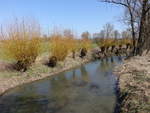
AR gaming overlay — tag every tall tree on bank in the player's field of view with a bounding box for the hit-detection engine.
[145,9,150,53]
[136,0,150,55]
[100,0,150,55]
[100,0,137,55]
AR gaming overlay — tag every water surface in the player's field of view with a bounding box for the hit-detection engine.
[0,56,123,113]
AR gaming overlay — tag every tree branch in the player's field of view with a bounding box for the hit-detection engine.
[145,6,150,13]
[100,0,129,8]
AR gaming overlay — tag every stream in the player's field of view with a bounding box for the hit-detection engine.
[0,56,123,113]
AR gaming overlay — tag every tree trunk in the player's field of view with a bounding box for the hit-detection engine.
[136,0,148,55]
[130,12,136,55]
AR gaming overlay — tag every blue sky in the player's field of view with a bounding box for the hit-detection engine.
[0,0,125,35]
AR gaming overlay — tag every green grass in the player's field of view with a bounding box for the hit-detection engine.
[0,71,20,78]
[91,43,98,48]
[0,62,52,78]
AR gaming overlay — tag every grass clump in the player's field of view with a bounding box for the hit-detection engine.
[0,20,41,71]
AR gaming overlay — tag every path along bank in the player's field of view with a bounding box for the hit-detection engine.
[114,53,150,113]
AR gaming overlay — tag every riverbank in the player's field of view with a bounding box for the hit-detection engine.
[114,54,150,113]
[0,51,93,96]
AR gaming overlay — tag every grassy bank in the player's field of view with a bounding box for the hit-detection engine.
[0,20,94,95]
[114,54,150,113]
[0,51,93,96]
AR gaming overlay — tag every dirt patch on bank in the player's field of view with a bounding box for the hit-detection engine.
[114,54,150,113]
[0,61,15,71]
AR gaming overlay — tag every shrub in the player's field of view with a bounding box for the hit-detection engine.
[66,37,78,58]
[111,45,116,52]
[80,48,87,58]
[98,38,114,48]
[122,38,132,45]
[79,38,92,50]
[1,20,41,71]
[100,46,106,53]
[48,56,57,67]
[50,35,69,61]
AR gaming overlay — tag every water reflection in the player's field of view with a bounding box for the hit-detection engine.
[0,56,123,113]
[111,57,114,63]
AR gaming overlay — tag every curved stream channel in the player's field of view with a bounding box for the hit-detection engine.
[0,56,123,113]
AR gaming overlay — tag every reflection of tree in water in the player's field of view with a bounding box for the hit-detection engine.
[71,66,89,87]
[117,56,122,62]
[48,74,70,111]
[105,57,109,62]
[72,70,77,81]
[98,58,114,73]
[80,65,89,82]
[110,56,114,63]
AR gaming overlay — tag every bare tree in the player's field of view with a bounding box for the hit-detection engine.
[100,0,150,55]
[103,23,114,38]
[114,30,121,39]
[121,29,132,39]
[81,31,91,39]
[100,0,138,55]
[146,10,150,53]
[99,30,105,38]
[136,0,150,55]
[63,29,74,38]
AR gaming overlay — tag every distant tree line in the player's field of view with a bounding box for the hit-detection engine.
[80,23,132,47]
[92,23,132,39]
[100,0,150,56]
